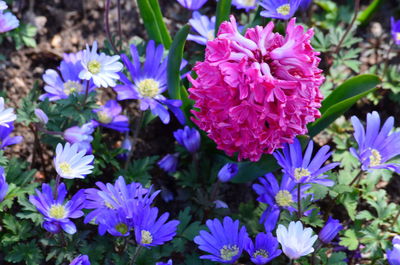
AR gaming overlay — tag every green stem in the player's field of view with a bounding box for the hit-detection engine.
[124,111,144,169]
[334,0,360,54]
[297,184,302,219]
[129,246,143,265]
[349,170,363,186]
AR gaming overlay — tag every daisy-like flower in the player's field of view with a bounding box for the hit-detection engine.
[276,221,317,260]
[387,236,400,265]
[54,142,94,179]
[299,0,312,10]
[0,122,23,150]
[176,0,207,10]
[133,205,179,248]
[273,138,339,186]
[0,166,8,202]
[188,17,324,161]
[70,255,90,265]
[98,208,131,237]
[350,111,400,173]
[245,232,282,265]
[259,0,301,20]
[63,122,95,154]
[92,100,129,132]
[232,0,257,11]
[391,17,400,45]
[187,12,216,45]
[79,41,123,88]
[173,126,201,153]
[253,173,310,231]
[29,183,86,234]
[194,216,248,264]
[0,97,16,128]
[0,11,19,33]
[319,217,343,244]
[40,52,96,101]
[114,41,185,125]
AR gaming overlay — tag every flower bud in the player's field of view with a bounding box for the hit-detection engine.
[319,217,343,244]
[173,126,200,154]
[218,163,238,182]
[34,108,49,124]
[158,154,179,174]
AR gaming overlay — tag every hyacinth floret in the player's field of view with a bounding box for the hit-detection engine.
[189,17,324,161]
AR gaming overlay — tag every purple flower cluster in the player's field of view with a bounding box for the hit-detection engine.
[0,1,19,33]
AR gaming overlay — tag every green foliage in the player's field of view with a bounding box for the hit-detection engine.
[215,0,232,34]
[9,23,38,49]
[118,155,159,186]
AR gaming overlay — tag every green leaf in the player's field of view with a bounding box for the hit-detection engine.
[357,0,383,25]
[339,229,359,251]
[232,155,278,183]
[327,252,347,265]
[167,25,190,100]
[308,74,381,136]
[215,0,232,34]
[136,0,171,48]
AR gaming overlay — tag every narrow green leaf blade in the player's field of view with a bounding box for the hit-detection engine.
[148,0,172,48]
[215,0,232,35]
[232,155,279,183]
[136,0,163,44]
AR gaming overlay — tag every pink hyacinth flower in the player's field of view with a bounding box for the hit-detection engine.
[188,17,324,162]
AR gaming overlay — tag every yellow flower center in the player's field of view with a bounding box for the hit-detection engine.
[369,149,382,167]
[97,111,113,124]
[275,190,293,207]
[294,168,311,181]
[115,223,128,235]
[88,60,102,74]
[63,81,83,95]
[276,4,290,15]
[397,33,400,41]
[105,202,115,209]
[253,249,269,258]
[137,79,160,98]
[141,230,153,244]
[59,162,73,175]
[49,204,66,219]
[207,30,215,41]
[220,245,239,261]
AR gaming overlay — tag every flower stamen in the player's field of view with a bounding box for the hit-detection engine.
[294,168,311,182]
[59,162,73,175]
[275,190,293,207]
[369,149,382,167]
[276,4,291,15]
[220,245,239,261]
[63,81,83,95]
[88,60,102,74]
[137,79,160,98]
[141,230,153,244]
[49,204,66,219]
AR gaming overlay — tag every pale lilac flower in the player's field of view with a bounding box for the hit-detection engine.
[177,0,207,10]
[63,122,94,154]
[0,167,8,202]
[387,236,400,265]
[259,0,301,20]
[0,97,16,128]
[0,1,7,11]
[0,12,19,33]
[34,109,49,124]
[92,100,129,132]
[232,0,257,11]
[187,12,216,45]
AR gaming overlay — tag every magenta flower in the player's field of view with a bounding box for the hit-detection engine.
[188,17,324,161]
[92,100,129,132]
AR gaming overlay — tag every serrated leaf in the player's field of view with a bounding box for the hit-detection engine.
[339,229,359,251]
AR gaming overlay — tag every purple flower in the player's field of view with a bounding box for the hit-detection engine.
[29,183,86,234]
[177,0,207,10]
[0,167,8,202]
[218,163,238,182]
[391,17,400,45]
[93,100,129,132]
[387,236,400,265]
[98,208,131,237]
[133,206,179,247]
[117,135,131,160]
[0,1,7,11]
[194,216,248,264]
[259,0,301,20]
[70,255,90,265]
[114,41,185,125]
[253,173,310,232]
[40,52,95,101]
[0,11,19,33]
[214,200,228,209]
[350,111,400,173]
[63,122,95,154]
[187,12,216,46]
[273,138,339,186]
[158,154,179,174]
[0,122,23,150]
[34,109,49,124]
[173,126,200,153]
[156,260,172,265]
[319,217,343,244]
[245,232,282,265]
[232,0,257,11]
[299,0,312,10]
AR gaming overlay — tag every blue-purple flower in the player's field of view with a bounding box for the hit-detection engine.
[391,17,400,45]
[70,255,90,265]
[63,122,95,153]
[273,138,339,186]
[158,154,179,174]
[253,173,310,232]
[0,10,19,33]
[0,97,16,127]
[98,208,131,237]
[0,122,23,150]
[93,100,129,132]
[0,1,7,11]
[173,126,200,153]
[259,0,301,20]
[0,166,8,202]
[245,232,282,265]
[387,236,400,265]
[177,0,207,10]
[114,41,185,125]
[156,260,172,265]
[34,108,49,124]
[299,0,312,10]
[40,52,95,101]
[187,12,216,46]
[232,0,257,11]
[319,217,343,244]
[133,206,179,247]
[29,183,86,234]
[218,163,238,182]
[194,216,248,264]
[350,111,400,173]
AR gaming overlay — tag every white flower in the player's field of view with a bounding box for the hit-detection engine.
[54,143,94,179]
[0,97,16,127]
[79,41,123,88]
[0,1,7,11]
[276,221,318,260]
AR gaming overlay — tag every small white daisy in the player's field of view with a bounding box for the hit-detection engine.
[0,97,16,128]
[54,142,94,179]
[78,41,123,88]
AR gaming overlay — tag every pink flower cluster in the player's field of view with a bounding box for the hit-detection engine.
[188,17,324,161]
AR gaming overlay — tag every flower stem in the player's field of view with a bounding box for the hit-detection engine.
[297,184,302,219]
[124,111,144,169]
[54,175,61,198]
[117,0,122,49]
[391,210,400,226]
[334,0,360,54]
[30,124,48,179]
[104,0,119,54]
[349,170,363,186]
[81,81,90,109]
[129,246,143,265]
